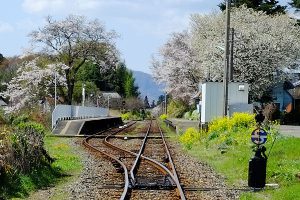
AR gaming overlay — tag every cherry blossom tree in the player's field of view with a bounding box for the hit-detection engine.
[29,15,119,104]
[152,7,300,101]
[151,31,204,102]
[0,58,67,113]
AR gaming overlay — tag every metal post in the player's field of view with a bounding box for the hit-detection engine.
[223,0,231,116]
[82,83,85,106]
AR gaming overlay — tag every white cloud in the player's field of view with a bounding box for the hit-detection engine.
[22,0,66,13]
[0,21,14,33]
[74,0,102,11]
[19,0,212,42]
[22,0,106,13]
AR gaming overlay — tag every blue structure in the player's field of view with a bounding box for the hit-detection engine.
[272,81,294,111]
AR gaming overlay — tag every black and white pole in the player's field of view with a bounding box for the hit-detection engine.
[248,111,268,189]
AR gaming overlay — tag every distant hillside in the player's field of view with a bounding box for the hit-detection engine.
[132,70,164,103]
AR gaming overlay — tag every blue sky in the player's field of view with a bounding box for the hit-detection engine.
[0,0,290,74]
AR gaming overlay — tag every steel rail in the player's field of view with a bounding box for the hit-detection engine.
[156,120,186,200]
[83,121,136,200]
[104,119,186,200]
[129,119,152,185]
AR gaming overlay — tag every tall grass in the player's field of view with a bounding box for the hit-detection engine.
[0,135,82,199]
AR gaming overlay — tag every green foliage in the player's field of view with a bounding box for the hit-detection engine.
[179,127,202,149]
[8,113,46,136]
[121,112,131,120]
[76,61,115,91]
[183,111,191,120]
[0,136,82,199]
[218,0,286,15]
[156,95,164,105]
[16,122,46,136]
[121,110,150,120]
[144,96,150,108]
[159,114,168,120]
[0,56,18,93]
[290,0,300,9]
[208,113,256,135]
[167,99,188,118]
[183,110,199,120]
[190,110,200,120]
[113,62,139,98]
[72,81,98,104]
[0,109,7,124]
[205,113,258,151]
[124,70,139,98]
[10,114,30,125]
[9,128,45,173]
[114,62,127,96]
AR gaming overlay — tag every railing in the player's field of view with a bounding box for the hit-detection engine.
[164,119,176,130]
[52,105,109,128]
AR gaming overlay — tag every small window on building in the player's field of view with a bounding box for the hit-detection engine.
[238,84,245,91]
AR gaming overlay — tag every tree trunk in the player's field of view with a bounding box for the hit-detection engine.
[65,68,73,105]
[67,81,74,105]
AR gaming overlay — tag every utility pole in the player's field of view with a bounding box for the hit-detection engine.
[54,71,57,108]
[165,92,167,115]
[229,28,234,81]
[223,0,231,116]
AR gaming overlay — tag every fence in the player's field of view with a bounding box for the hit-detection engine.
[52,105,109,128]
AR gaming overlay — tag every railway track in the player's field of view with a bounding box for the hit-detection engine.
[83,119,186,200]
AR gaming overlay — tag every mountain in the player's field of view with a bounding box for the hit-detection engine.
[132,70,164,103]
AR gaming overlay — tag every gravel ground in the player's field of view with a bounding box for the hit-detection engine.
[68,139,124,200]
[27,122,242,200]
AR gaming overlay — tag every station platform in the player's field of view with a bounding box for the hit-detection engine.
[167,118,199,134]
[52,117,123,135]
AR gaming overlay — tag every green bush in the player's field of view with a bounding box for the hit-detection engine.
[10,114,30,125]
[159,114,168,120]
[121,110,150,120]
[183,110,200,120]
[208,113,255,135]
[183,111,191,120]
[16,122,46,136]
[206,113,257,149]
[179,127,202,149]
[167,100,188,118]
[121,112,131,120]
[9,127,45,173]
[190,110,200,120]
[179,113,257,151]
